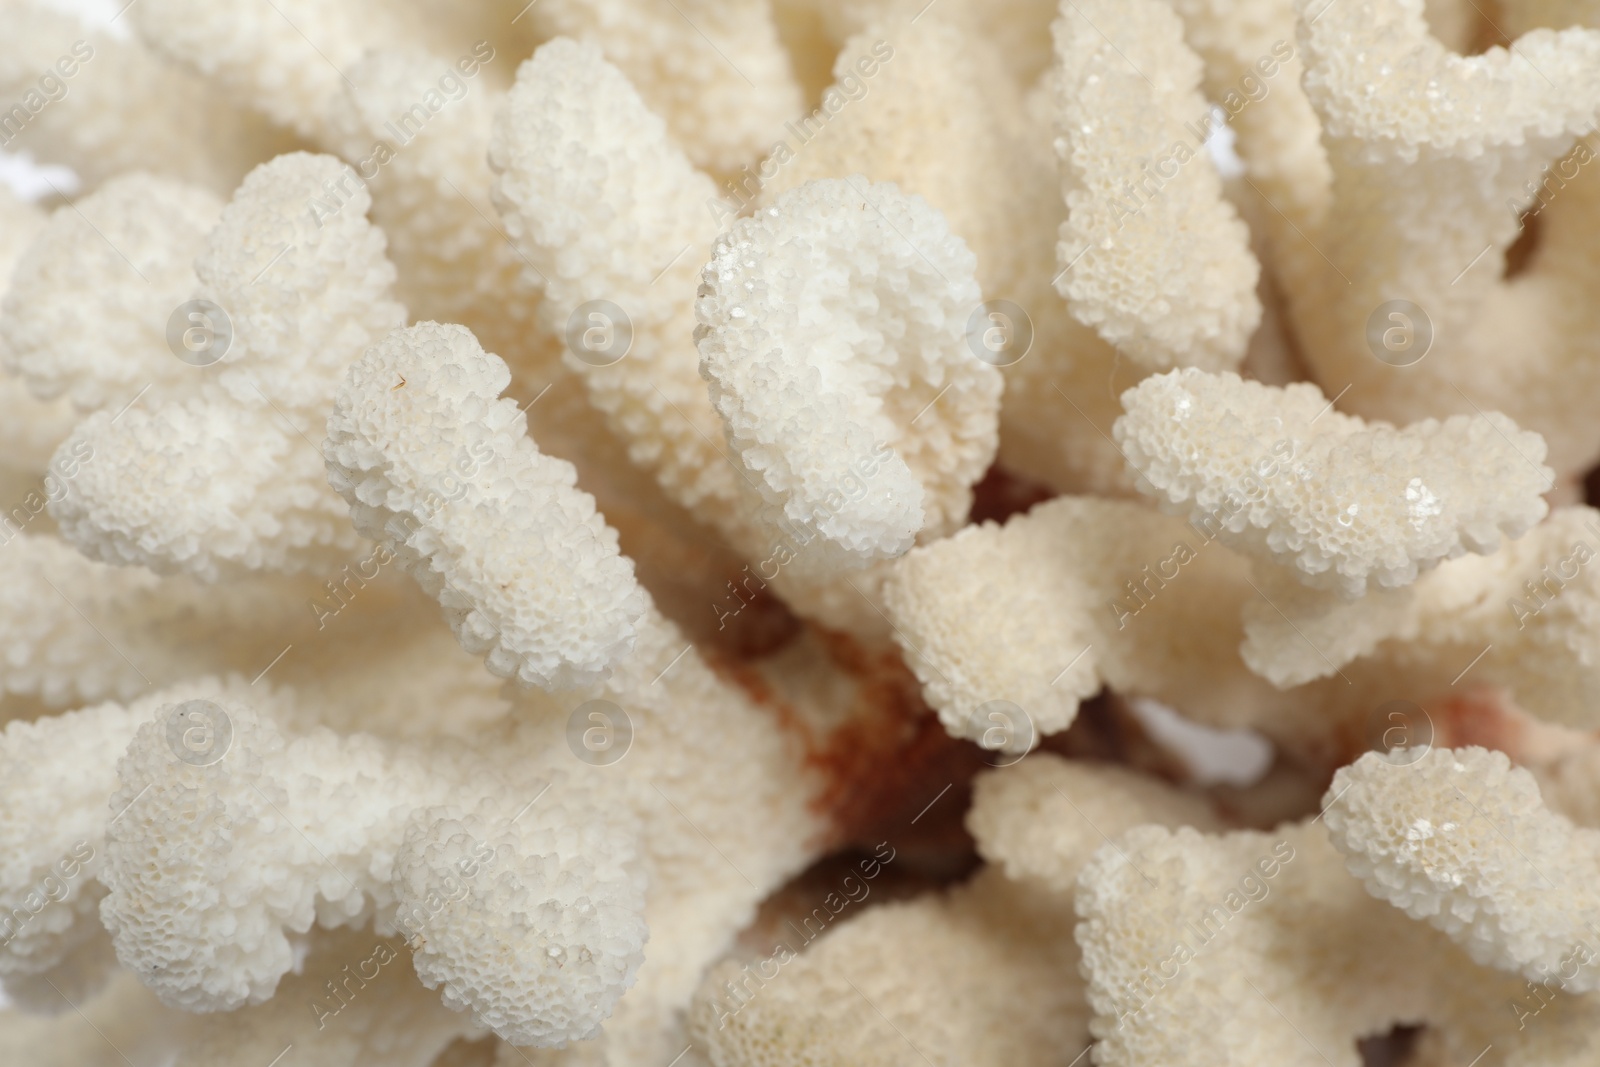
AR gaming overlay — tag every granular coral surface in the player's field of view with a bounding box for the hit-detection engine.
[4,1,1600,1065]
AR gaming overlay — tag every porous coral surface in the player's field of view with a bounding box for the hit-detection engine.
[4,0,1600,1064]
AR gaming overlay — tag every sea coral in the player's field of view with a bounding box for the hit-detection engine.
[7,0,1600,1063]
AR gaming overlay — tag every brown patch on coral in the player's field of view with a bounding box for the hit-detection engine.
[1358,1024,1423,1067]
[820,635,978,864]
[707,641,1278,885]
[700,576,805,660]
[1427,686,1532,754]
[1503,209,1542,280]
[428,1036,500,1067]
[1318,685,1596,777]
[1465,13,1512,56]
[704,628,986,878]
[968,463,1057,527]
[708,632,1308,887]
[1582,457,1600,510]
[725,694,1265,964]
[1424,685,1600,769]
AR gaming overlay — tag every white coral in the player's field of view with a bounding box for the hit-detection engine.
[884,494,1276,748]
[47,153,401,580]
[1,173,222,411]
[1324,746,1600,988]
[8,1,1600,1064]
[1115,368,1552,596]
[1054,0,1262,369]
[697,178,1000,569]
[326,322,647,690]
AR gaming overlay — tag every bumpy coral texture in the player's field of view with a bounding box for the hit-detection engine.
[326,322,648,690]
[885,494,1276,748]
[1286,0,1600,484]
[697,178,1000,568]
[1325,746,1600,989]
[489,37,735,526]
[11,0,1600,1065]
[1,173,222,410]
[1116,368,1552,595]
[688,867,1088,1067]
[1054,0,1262,369]
[48,152,400,580]
[1074,819,1600,1066]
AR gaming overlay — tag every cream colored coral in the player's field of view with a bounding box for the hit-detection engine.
[1075,820,1557,1065]
[1116,368,1552,596]
[0,1,285,194]
[1166,0,1331,229]
[0,187,77,495]
[697,178,1000,570]
[1324,745,1600,988]
[686,752,1223,1067]
[884,494,1276,750]
[323,49,546,385]
[168,927,480,1067]
[756,13,1044,304]
[497,612,831,1066]
[1234,564,1419,688]
[1246,507,1600,726]
[1,173,222,411]
[688,868,1087,1067]
[129,0,433,143]
[752,12,1130,498]
[1286,0,1600,481]
[14,0,1600,1062]
[0,533,309,706]
[0,698,133,1003]
[321,44,734,633]
[101,695,647,1044]
[0,678,295,1005]
[488,38,755,552]
[488,37,932,636]
[326,322,648,691]
[521,0,801,173]
[49,152,399,579]
[969,753,1223,893]
[1054,0,1262,369]
[0,970,197,1066]
[323,315,885,1064]
[1530,740,1600,830]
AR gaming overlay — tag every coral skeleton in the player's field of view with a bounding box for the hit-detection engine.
[5,0,1600,1064]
